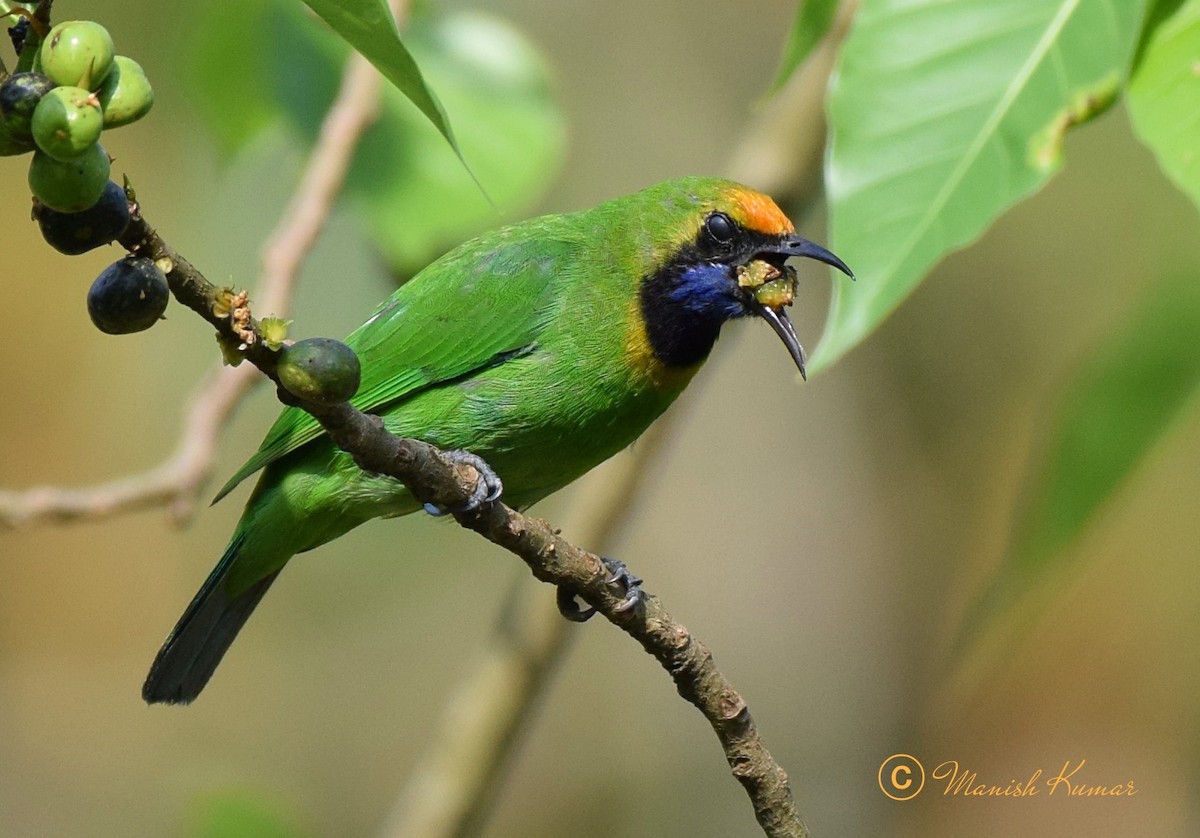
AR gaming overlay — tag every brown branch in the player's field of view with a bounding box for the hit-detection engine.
[381,575,570,838]
[726,0,860,214]
[380,421,676,838]
[257,13,394,316]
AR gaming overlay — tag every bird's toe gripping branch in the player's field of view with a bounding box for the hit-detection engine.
[421,449,504,517]
[556,557,645,623]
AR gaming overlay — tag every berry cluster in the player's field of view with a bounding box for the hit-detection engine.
[2,18,165,334]
[2,20,152,214]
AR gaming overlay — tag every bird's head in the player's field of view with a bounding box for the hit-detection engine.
[634,178,852,379]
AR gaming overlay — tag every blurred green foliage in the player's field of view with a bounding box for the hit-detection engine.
[767,0,838,94]
[186,789,310,838]
[183,1,564,276]
[958,272,1200,658]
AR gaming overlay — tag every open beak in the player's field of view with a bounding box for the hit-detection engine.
[748,234,854,381]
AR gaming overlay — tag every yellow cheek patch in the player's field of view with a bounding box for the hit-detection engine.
[728,188,795,236]
[623,299,701,391]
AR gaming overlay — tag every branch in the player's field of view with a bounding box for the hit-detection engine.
[726,0,860,213]
[380,421,675,838]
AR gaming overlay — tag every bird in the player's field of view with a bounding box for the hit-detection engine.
[142,176,852,704]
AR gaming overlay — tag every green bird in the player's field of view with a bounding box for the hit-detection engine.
[143,176,852,704]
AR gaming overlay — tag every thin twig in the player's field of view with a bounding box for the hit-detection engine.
[0,4,402,528]
[0,364,254,527]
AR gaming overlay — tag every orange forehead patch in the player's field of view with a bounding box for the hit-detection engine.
[727,188,795,236]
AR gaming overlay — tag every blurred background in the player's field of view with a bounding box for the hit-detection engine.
[2,1,1198,836]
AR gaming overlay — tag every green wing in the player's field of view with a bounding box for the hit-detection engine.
[213,228,574,502]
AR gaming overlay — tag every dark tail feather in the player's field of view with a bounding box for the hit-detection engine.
[143,537,280,705]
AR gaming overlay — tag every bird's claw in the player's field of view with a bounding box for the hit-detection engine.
[604,558,644,615]
[422,449,503,517]
[555,556,645,622]
[556,584,594,622]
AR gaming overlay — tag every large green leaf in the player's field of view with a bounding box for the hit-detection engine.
[767,0,840,94]
[182,4,564,274]
[813,0,1147,372]
[302,0,465,165]
[955,273,1200,658]
[1128,0,1200,213]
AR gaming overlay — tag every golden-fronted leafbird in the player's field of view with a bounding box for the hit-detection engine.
[143,176,852,704]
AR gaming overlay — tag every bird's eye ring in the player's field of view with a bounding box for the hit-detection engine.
[704,212,737,245]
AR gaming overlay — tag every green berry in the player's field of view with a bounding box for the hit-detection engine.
[87,257,170,334]
[31,86,104,161]
[277,338,362,405]
[28,143,111,212]
[35,180,130,255]
[0,72,55,141]
[41,21,115,90]
[96,56,154,128]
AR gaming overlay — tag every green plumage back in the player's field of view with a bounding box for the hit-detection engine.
[214,176,729,503]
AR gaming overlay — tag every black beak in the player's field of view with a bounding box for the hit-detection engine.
[747,298,808,379]
[771,234,854,279]
[748,296,806,379]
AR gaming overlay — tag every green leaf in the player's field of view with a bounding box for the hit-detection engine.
[1128,0,1200,213]
[813,0,1147,373]
[302,0,465,165]
[767,0,840,93]
[956,273,1200,657]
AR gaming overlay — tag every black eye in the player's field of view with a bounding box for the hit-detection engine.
[704,212,737,245]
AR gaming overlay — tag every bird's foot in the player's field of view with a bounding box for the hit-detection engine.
[556,557,645,622]
[422,450,503,517]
